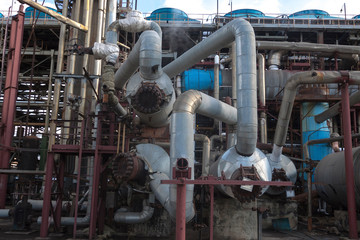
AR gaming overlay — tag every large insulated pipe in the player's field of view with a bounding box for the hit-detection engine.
[257,54,267,144]
[171,90,237,222]
[315,90,360,123]
[164,18,257,156]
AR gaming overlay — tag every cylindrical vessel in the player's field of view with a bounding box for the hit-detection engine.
[315,147,360,209]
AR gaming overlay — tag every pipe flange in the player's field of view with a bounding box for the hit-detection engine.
[131,82,165,114]
[112,152,145,182]
[230,165,262,203]
[268,168,289,195]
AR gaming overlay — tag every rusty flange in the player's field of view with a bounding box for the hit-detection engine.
[230,165,262,203]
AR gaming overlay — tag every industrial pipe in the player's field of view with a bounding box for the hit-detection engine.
[315,90,360,123]
[0,209,10,218]
[170,90,237,222]
[18,0,88,32]
[164,18,258,156]
[214,55,220,100]
[256,41,360,55]
[267,50,284,70]
[114,197,155,224]
[257,54,267,144]
[194,134,211,176]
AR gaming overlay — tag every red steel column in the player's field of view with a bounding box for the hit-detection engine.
[176,179,187,240]
[341,82,358,239]
[54,158,65,231]
[209,185,214,240]
[0,5,25,208]
[40,152,55,237]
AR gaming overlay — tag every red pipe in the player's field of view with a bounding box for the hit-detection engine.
[0,5,25,208]
[54,159,65,231]
[40,152,55,237]
[176,179,187,240]
[341,82,358,239]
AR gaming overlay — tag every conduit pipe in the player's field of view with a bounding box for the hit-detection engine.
[164,18,257,156]
[315,90,360,123]
[257,54,267,144]
[170,90,237,222]
[195,134,211,176]
[0,209,10,218]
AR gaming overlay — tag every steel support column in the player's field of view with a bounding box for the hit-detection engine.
[341,82,358,239]
[176,179,187,240]
[40,152,55,237]
[0,5,25,208]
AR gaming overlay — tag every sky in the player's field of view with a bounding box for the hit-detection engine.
[2,0,360,18]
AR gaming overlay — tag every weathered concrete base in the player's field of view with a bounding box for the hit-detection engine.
[334,210,360,233]
[258,197,298,231]
[213,197,258,240]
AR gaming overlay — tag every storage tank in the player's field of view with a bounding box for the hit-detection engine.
[315,147,360,209]
[0,13,3,18]
[224,9,270,18]
[181,68,222,91]
[288,9,339,19]
[145,8,198,22]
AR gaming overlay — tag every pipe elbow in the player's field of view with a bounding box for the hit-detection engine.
[173,90,202,113]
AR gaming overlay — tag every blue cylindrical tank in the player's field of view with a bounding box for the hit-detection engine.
[181,69,222,91]
[0,13,3,18]
[224,9,267,18]
[288,9,339,19]
[145,7,198,22]
[302,102,332,161]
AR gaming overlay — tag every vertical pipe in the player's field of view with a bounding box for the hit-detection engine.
[231,42,236,108]
[49,0,68,149]
[92,0,105,111]
[341,83,358,239]
[307,169,312,232]
[209,185,214,240]
[176,181,187,240]
[54,159,65,230]
[0,5,25,208]
[257,54,267,144]
[79,0,93,118]
[40,152,55,237]
[106,0,118,45]
[45,50,55,133]
[214,55,220,100]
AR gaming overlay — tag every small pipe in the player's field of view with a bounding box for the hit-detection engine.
[315,90,360,123]
[231,43,237,108]
[257,54,267,144]
[194,134,211,176]
[18,0,88,32]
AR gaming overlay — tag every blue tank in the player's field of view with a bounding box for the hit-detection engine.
[0,13,3,18]
[145,8,198,22]
[353,15,360,19]
[181,69,222,91]
[224,9,271,18]
[25,6,59,19]
[301,102,332,181]
[289,9,339,19]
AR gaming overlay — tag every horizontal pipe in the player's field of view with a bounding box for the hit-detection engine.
[256,41,360,55]
[0,209,10,218]
[114,198,154,224]
[18,0,88,32]
[315,90,360,123]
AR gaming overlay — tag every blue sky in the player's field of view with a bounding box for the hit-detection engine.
[2,0,360,18]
